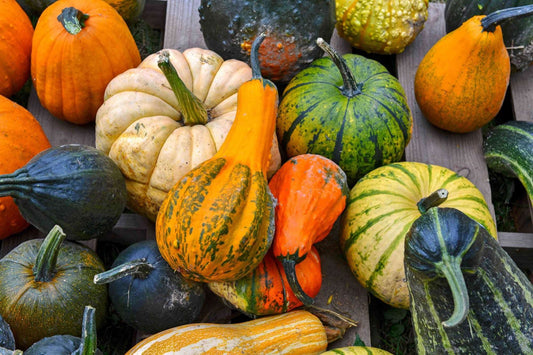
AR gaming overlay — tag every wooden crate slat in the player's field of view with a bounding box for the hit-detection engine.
[164,0,205,50]
[396,3,495,220]
[510,69,533,123]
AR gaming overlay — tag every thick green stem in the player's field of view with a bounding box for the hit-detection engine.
[57,7,89,35]
[33,225,66,283]
[437,255,469,328]
[157,50,208,125]
[74,306,98,355]
[316,37,361,97]
[481,4,533,32]
[281,257,314,306]
[417,189,448,214]
[93,259,154,284]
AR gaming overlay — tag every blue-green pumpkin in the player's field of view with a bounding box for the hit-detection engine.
[277,38,412,186]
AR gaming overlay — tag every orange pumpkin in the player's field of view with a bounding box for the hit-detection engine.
[0,96,51,239]
[0,0,34,98]
[31,0,141,125]
[414,5,533,133]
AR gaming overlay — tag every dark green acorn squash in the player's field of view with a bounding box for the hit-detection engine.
[94,240,206,334]
[198,0,335,83]
[445,0,533,71]
[277,38,412,186]
[0,144,127,240]
[405,207,533,353]
[0,315,14,351]
[25,306,103,355]
[0,225,108,350]
[483,120,533,204]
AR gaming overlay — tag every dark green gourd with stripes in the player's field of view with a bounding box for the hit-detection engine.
[483,120,533,205]
[340,162,497,309]
[405,207,533,354]
[277,38,412,186]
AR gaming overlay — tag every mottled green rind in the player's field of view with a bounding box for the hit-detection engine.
[483,120,533,204]
[277,55,412,186]
[406,207,533,354]
[0,238,107,350]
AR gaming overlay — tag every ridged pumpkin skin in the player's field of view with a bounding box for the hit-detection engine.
[336,0,429,54]
[269,154,347,303]
[198,0,335,83]
[0,96,51,240]
[208,247,322,317]
[96,48,281,221]
[445,0,533,71]
[156,36,277,283]
[31,0,141,125]
[277,44,412,186]
[414,15,509,133]
[340,162,497,309]
[126,310,328,355]
[0,226,107,350]
[0,0,33,98]
[406,208,533,353]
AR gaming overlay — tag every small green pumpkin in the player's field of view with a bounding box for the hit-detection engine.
[94,240,206,334]
[24,306,102,355]
[0,225,107,349]
[406,207,533,353]
[277,38,412,185]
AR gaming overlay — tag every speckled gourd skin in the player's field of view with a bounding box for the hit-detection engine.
[406,207,533,354]
[336,0,429,54]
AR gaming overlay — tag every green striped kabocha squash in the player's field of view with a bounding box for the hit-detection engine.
[321,345,393,354]
[340,161,497,309]
[483,120,533,205]
[405,207,533,354]
[155,34,277,282]
[277,38,412,186]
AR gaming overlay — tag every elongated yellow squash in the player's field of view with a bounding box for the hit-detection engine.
[126,310,328,354]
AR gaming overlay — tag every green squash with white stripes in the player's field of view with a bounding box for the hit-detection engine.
[405,207,533,354]
[483,120,533,205]
[340,162,497,309]
[277,38,412,186]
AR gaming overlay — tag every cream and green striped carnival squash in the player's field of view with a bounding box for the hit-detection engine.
[340,161,497,309]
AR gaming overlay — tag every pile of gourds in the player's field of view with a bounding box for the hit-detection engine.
[0,0,532,353]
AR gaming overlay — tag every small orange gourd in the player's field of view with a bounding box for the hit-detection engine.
[268,154,348,304]
[0,96,51,239]
[31,0,141,125]
[0,0,33,98]
[156,34,277,282]
[414,5,533,133]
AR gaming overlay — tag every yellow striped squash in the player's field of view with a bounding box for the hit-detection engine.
[126,310,328,355]
[340,161,497,309]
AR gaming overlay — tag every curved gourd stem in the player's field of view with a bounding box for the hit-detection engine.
[93,259,154,284]
[417,188,448,214]
[157,50,208,125]
[251,33,266,79]
[33,225,66,283]
[76,306,98,355]
[481,4,533,32]
[57,7,89,35]
[316,37,361,97]
[281,257,314,306]
[437,256,470,328]
[0,171,34,199]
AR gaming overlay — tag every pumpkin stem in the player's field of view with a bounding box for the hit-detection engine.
[33,225,66,283]
[481,4,533,32]
[305,305,357,343]
[57,7,89,35]
[74,306,98,355]
[93,259,154,284]
[417,188,448,214]
[316,38,361,97]
[251,33,266,79]
[157,50,208,126]
[437,254,470,328]
[281,258,315,306]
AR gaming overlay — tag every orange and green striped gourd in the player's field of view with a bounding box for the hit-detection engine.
[155,33,277,282]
